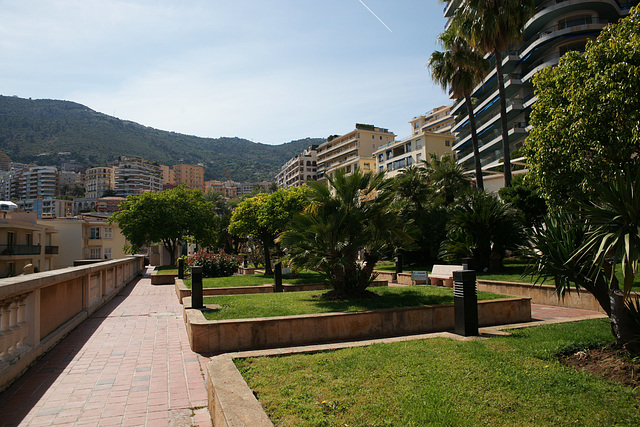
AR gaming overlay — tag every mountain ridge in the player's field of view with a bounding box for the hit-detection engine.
[0,95,324,182]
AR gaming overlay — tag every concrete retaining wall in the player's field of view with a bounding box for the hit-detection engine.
[184,297,531,353]
[476,279,606,312]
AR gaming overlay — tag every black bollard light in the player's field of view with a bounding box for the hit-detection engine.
[243,254,248,268]
[395,253,403,274]
[191,266,203,309]
[462,257,474,271]
[453,269,478,336]
[178,258,184,280]
[274,262,283,293]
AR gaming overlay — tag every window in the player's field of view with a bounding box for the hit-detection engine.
[407,156,413,166]
[104,227,113,239]
[90,248,102,259]
[386,150,392,160]
[445,140,450,147]
[363,163,370,171]
[378,154,384,162]
[26,233,32,246]
[372,143,376,150]
[90,227,101,239]
[387,163,392,171]
[104,248,112,259]
[416,153,422,162]
[406,142,412,152]
[415,139,423,150]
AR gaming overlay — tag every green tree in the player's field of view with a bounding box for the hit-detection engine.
[498,174,547,229]
[524,6,640,207]
[527,171,640,353]
[228,186,308,275]
[454,0,536,187]
[442,189,525,271]
[421,154,471,206]
[109,186,217,265]
[429,27,489,189]
[278,170,412,298]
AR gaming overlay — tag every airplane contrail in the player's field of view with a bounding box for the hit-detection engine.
[358,0,392,32]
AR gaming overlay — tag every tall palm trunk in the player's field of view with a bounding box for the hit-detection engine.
[465,92,483,190]
[494,50,512,187]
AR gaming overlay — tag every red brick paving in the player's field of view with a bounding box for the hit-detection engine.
[0,268,212,427]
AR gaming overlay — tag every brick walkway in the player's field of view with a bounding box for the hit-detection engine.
[0,268,212,427]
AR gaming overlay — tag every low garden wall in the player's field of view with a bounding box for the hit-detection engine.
[375,270,426,285]
[0,256,145,392]
[476,280,607,312]
[183,296,531,353]
[150,272,179,285]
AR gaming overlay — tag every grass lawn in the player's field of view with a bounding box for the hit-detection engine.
[184,270,327,289]
[235,318,639,426]
[155,266,178,275]
[201,286,504,321]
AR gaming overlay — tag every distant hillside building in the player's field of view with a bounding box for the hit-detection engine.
[84,167,116,199]
[96,197,126,214]
[16,198,73,219]
[374,106,455,178]
[112,156,162,197]
[18,166,57,200]
[169,164,205,190]
[317,124,395,181]
[275,145,319,188]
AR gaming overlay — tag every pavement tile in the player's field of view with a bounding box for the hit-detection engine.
[0,268,212,426]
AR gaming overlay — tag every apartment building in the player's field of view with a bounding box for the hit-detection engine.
[374,108,455,178]
[443,0,634,186]
[15,199,73,219]
[85,167,115,199]
[113,156,163,197]
[40,213,129,268]
[170,164,205,190]
[17,166,57,200]
[275,145,319,188]
[0,211,58,277]
[317,124,395,181]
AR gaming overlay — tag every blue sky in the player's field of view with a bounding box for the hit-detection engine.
[1,0,451,145]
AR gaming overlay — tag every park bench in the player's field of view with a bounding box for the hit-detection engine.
[429,264,463,287]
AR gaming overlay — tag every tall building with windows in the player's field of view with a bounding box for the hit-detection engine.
[17,166,57,200]
[113,156,163,197]
[374,106,455,178]
[84,167,115,199]
[275,145,319,188]
[170,164,205,190]
[443,0,635,187]
[317,124,395,181]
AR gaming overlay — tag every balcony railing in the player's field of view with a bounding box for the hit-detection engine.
[45,246,59,255]
[0,245,42,256]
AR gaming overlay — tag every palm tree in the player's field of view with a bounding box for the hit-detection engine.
[278,170,411,298]
[453,0,536,187]
[441,189,525,271]
[429,27,489,189]
[421,154,471,205]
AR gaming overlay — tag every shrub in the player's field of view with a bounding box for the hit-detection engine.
[186,251,242,278]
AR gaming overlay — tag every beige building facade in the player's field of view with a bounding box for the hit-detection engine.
[39,214,129,269]
[317,124,395,181]
[275,145,319,188]
[0,211,58,277]
[84,167,115,199]
[374,107,455,178]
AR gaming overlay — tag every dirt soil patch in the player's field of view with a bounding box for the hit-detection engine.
[559,346,640,389]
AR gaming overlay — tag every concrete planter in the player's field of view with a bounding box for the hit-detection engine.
[174,278,387,304]
[183,297,531,353]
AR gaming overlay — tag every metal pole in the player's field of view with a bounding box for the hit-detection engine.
[178,258,184,280]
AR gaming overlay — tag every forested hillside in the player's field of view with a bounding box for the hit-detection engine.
[0,96,324,182]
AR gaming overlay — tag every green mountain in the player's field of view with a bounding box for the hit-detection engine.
[0,96,324,182]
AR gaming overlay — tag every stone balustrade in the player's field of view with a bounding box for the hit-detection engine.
[0,256,145,392]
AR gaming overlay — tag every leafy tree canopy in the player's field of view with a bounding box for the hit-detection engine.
[524,6,640,208]
[109,185,218,264]
[228,186,308,274]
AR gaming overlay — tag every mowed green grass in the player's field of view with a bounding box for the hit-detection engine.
[235,318,639,426]
[155,266,179,275]
[201,286,504,321]
[184,271,327,289]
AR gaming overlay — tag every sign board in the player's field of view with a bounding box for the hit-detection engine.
[412,271,427,281]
